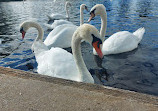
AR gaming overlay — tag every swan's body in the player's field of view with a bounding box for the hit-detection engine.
[20,21,103,83]
[44,4,88,48]
[101,29,145,55]
[89,4,145,55]
[47,2,71,20]
[32,41,81,81]
[44,19,73,30]
[44,24,78,48]
[44,4,88,30]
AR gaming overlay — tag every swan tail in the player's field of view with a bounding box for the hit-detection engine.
[43,23,53,29]
[47,14,53,20]
[133,27,145,43]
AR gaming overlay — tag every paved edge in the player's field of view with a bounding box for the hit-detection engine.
[0,66,158,106]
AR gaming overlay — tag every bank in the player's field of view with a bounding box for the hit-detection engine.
[0,66,158,111]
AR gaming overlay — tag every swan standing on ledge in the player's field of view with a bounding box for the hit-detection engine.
[88,4,145,55]
[20,22,103,83]
[44,4,89,48]
[47,1,71,20]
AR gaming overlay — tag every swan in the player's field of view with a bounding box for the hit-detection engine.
[88,4,145,55]
[44,4,88,30]
[20,22,103,83]
[44,4,88,48]
[44,19,74,30]
[44,24,78,48]
[47,1,71,20]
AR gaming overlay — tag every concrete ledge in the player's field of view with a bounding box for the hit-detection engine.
[0,66,158,111]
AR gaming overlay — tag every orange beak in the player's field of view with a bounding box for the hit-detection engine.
[92,41,103,59]
[21,31,26,39]
[88,12,95,22]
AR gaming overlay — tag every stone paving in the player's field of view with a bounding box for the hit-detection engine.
[0,67,158,111]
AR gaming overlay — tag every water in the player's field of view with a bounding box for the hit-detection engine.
[0,0,158,96]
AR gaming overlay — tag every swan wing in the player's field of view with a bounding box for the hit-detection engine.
[47,13,67,20]
[37,47,81,82]
[44,25,78,48]
[51,19,73,29]
[102,31,138,55]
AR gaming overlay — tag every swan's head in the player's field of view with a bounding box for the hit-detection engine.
[80,4,88,12]
[88,4,106,22]
[65,1,71,8]
[73,24,103,58]
[20,20,42,40]
[20,21,34,39]
[20,21,30,39]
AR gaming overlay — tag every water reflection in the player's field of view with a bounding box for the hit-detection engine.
[92,55,115,83]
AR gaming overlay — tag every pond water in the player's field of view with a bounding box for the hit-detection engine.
[0,0,158,96]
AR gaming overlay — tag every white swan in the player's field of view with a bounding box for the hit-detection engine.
[44,24,78,48]
[20,21,103,83]
[47,2,71,20]
[44,19,74,30]
[44,4,88,49]
[44,4,88,30]
[88,4,145,55]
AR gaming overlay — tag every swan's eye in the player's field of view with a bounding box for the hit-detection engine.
[92,34,103,58]
[97,39,102,48]
[32,50,34,53]
[91,34,102,48]
[85,6,88,11]
[20,27,24,33]
[20,27,26,39]
[90,8,96,15]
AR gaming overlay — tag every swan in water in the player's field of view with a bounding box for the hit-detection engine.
[44,4,88,30]
[44,4,88,48]
[44,19,74,30]
[44,24,78,48]
[88,4,145,55]
[20,22,103,83]
[47,1,71,20]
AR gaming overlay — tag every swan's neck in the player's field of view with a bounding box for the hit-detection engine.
[28,22,47,56]
[100,12,107,41]
[72,37,93,83]
[65,4,70,18]
[80,8,84,25]
[29,22,44,42]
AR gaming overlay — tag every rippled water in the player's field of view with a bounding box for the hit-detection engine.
[0,0,158,96]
